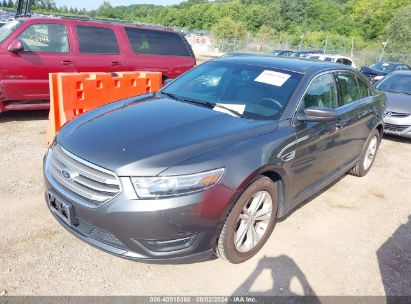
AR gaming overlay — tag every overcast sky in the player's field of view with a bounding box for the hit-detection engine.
[56,0,183,10]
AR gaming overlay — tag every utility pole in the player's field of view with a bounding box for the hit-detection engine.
[350,37,354,58]
[299,33,304,51]
[15,0,33,18]
[324,36,328,53]
[379,41,388,62]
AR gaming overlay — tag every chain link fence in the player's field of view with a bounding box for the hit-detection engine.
[188,34,411,67]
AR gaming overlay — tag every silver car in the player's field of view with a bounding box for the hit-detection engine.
[376,71,411,139]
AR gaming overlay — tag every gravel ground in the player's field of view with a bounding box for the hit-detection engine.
[0,110,410,297]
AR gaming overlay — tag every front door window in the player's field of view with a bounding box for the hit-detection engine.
[18,23,69,53]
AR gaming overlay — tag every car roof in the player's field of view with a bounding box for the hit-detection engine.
[327,55,351,59]
[217,53,354,74]
[18,17,175,32]
[378,62,407,65]
[389,70,411,75]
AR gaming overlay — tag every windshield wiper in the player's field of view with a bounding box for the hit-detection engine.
[208,103,244,118]
[161,93,211,107]
[161,93,244,117]
[160,91,184,101]
[176,98,244,117]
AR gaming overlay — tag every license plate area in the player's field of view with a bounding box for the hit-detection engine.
[47,191,77,226]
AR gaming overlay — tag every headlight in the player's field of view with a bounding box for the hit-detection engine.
[131,168,225,198]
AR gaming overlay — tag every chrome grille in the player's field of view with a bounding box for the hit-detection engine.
[47,144,121,206]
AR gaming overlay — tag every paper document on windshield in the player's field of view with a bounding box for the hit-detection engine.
[255,70,291,87]
[213,103,245,116]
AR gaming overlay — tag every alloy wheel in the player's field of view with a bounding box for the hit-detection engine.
[363,136,378,170]
[234,190,273,253]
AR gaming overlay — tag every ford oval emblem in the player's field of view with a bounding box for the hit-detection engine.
[61,169,71,179]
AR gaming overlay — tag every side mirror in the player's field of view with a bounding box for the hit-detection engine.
[8,40,24,53]
[164,78,174,86]
[297,106,337,122]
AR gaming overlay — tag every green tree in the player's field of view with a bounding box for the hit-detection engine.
[212,16,247,41]
[256,25,277,42]
[97,1,116,18]
[71,0,411,54]
[385,4,411,53]
[344,0,411,40]
[277,0,309,32]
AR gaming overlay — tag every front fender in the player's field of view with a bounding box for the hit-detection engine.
[161,123,296,218]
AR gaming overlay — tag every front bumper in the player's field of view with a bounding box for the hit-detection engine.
[43,157,237,264]
[383,115,411,139]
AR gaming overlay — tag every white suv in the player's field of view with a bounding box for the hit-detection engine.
[308,54,356,68]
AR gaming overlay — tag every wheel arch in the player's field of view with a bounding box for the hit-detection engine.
[260,170,286,218]
[376,123,383,138]
[235,167,288,219]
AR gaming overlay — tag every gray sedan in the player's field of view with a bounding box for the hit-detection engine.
[376,71,411,139]
[44,56,385,264]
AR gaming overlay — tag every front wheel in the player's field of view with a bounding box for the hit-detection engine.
[215,176,278,264]
[349,129,381,177]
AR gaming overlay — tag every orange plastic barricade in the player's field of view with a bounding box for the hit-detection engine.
[47,71,162,144]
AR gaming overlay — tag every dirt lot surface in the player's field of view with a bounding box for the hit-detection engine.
[0,110,410,297]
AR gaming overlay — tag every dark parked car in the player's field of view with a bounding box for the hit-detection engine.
[361,62,411,83]
[0,17,195,112]
[44,56,385,264]
[271,49,294,56]
[375,71,411,138]
[291,50,323,58]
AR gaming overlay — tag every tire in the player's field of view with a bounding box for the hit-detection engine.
[349,129,381,177]
[215,176,278,264]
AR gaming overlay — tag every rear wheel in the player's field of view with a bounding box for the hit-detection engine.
[349,129,381,177]
[215,176,278,264]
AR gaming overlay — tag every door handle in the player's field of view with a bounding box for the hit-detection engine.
[61,60,74,67]
[111,61,121,68]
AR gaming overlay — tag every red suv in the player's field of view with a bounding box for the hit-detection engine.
[0,17,196,112]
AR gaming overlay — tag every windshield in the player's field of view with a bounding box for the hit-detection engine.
[369,62,396,73]
[376,74,411,95]
[161,61,302,120]
[0,20,23,45]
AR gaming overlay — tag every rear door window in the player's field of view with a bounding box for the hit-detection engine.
[18,23,69,53]
[125,27,191,57]
[76,25,119,54]
[336,72,369,105]
[304,73,338,109]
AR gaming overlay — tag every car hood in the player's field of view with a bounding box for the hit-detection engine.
[57,95,277,176]
[360,66,386,76]
[384,91,411,113]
